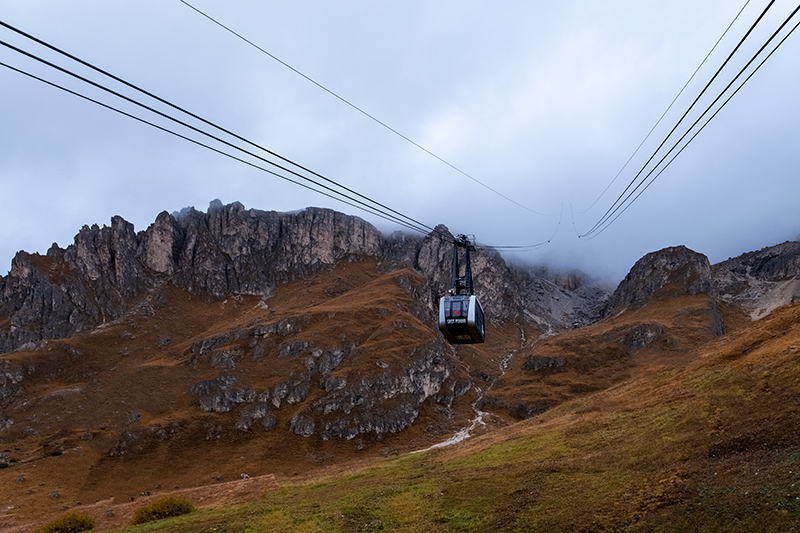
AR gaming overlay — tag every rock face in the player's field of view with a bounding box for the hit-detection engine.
[1,202,796,357]
[177,267,460,442]
[0,201,611,444]
[712,241,800,319]
[716,241,800,282]
[301,341,456,440]
[0,204,383,354]
[0,201,797,451]
[604,246,714,316]
[603,241,800,320]
[0,202,606,354]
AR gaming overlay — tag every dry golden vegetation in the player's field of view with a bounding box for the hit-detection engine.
[2,258,799,531]
[96,303,799,532]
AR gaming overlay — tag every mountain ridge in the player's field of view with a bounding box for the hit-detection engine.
[1,202,799,530]
[0,202,608,355]
[2,202,798,357]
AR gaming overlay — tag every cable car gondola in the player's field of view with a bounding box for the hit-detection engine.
[438,234,485,344]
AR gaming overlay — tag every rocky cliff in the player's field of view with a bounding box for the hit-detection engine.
[0,203,383,354]
[604,241,800,320]
[0,201,613,452]
[2,201,796,359]
[713,241,800,319]
[2,202,796,448]
[0,201,605,355]
[482,241,800,422]
[604,245,715,316]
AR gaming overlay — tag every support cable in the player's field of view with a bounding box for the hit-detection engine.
[583,12,800,239]
[0,20,556,252]
[577,0,752,215]
[176,0,552,217]
[479,204,563,252]
[0,19,434,235]
[0,59,432,235]
[0,36,439,237]
[579,0,783,238]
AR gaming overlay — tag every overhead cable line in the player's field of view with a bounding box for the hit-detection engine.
[580,2,800,239]
[581,0,777,238]
[0,24,445,239]
[577,0,789,238]
[0,19,435,237]
[0,58,449,237]
[589,2,800,238]
[479,204,563,252]
[0,20,556,252]
[0,22,475,248]
[576,0,752,216]
[176,0,553,217]
[584,6,800,239]
[0,38,425,236]
[0,59,429,234]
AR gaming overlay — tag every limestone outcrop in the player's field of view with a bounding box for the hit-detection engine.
[602,241,800,320]
[0,204,384,353]
[712,241,800,319]
[0,202,606,354]
[604,245,714,316]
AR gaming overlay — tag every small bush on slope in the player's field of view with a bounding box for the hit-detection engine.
[131,496,195,525]
[37,511,95,533]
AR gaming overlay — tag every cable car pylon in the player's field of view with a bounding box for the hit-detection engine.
[438,234,486,344]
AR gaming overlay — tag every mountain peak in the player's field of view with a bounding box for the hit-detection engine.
[605,245,713,315]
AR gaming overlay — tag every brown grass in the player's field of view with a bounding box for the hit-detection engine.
[2,257,799,531]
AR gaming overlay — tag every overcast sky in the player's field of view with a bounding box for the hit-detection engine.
[1,1,798,284]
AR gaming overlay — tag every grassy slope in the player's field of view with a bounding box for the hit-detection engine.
[0,258,527,530]
[101,303,800,532]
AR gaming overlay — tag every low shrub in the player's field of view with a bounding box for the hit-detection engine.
[131,495,195,525]
[38,511,95,532]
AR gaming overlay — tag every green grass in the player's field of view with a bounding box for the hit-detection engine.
[105,360,800,532]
